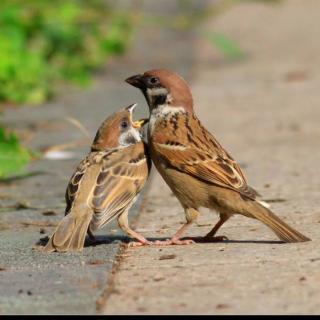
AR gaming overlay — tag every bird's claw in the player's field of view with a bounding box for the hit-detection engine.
[171,239,195,245]
[150,238,196,246]
[127,240,152,247]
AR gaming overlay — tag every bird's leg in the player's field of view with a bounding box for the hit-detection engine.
[154,208,199,246]
[202,212,230,242]
[117,211,152,247]
[169,221,195,245]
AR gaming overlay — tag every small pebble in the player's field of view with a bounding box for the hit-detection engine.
[42,210,57,216]
[153,275,165,282]
[87,259,105,265]
[216,303,230,309]
[159,254,176,260]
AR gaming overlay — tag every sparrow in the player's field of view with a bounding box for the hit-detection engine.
[43,104,151,253]
[125,69,310,245]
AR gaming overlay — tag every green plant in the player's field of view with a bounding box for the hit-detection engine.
[0,126,31,178]
[0,0,133,105]
[204,32,245,60]
[0,1,134,177]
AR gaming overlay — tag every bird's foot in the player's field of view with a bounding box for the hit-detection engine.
[171,238,196,245]
[152,238,195,246]
[127,240,153,247]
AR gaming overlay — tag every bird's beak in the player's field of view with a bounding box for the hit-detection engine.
[125,103,137,113]
[125,103,148,128]
[125,74,144,89]
[132,118,149,129]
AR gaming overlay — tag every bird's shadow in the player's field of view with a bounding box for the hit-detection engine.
[36,234,284,248]
[36,234,129,248]
[184,237,284,245]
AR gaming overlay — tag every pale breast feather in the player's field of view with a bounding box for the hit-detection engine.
[149,105,186,136]
[160,105,185,115]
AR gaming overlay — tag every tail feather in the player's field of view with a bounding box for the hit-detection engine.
[246,201,310,243]
[43,212,92,253]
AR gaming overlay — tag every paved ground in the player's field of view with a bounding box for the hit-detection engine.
[102,0,320,315]
[1,0,319,315]
[0,0,200,315]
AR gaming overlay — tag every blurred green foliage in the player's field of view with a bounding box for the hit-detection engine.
[0,0,281,178]
[0,0,133,177]
[204,32,245,60]
[0,127,31,178]
[0,0,133,105]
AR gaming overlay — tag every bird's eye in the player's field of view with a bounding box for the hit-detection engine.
[120,120,129,129]
[149,77,159,85]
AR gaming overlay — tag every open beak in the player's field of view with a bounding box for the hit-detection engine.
[125,103,137,113]
[125,74,144,89]
[132,118,149,129]
[125,104,148,128]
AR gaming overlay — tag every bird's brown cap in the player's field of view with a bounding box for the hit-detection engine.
[126,69,193,112]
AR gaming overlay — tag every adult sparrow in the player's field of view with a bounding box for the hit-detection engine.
[125,69,310,245]
[43,104,151,252]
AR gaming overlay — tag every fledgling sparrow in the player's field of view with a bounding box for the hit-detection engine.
[43,104,151,253]
[125,69,310,245]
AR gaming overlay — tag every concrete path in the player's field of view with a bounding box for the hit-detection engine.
[0,1,200,314]
[102,0,320,314]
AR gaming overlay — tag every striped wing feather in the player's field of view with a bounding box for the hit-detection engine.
[89,145,148,230]
[65,156,92,215]
[152,113,258,199]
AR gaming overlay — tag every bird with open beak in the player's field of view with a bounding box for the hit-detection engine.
[126,69,310,245]
[43,104,151,253]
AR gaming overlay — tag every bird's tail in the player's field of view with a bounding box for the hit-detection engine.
[43,211,92,253]
[245,201,310,243]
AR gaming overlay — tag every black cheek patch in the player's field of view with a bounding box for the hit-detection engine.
[154,94,167,105]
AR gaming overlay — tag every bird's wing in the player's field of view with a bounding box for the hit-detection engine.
[152,113,258,200]
[88,144,149,230]
[65,155,93,215]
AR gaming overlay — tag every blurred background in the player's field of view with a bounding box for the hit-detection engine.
[1,0,320,314]
[0,0,284,179]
